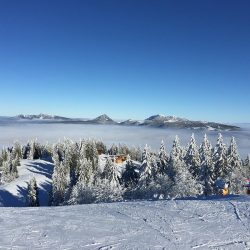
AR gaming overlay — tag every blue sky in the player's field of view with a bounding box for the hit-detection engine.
[0,0,249,122]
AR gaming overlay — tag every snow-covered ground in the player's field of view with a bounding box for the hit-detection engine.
[0,159,250,249]
[0,159,53,207]
[0,197,249,249]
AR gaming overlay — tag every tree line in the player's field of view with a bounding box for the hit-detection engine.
[0,134,249,206]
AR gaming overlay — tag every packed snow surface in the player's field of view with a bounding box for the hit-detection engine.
[0,197,249,249]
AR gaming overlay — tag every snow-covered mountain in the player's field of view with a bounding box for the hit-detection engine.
[13,113,240,130]
[90,114,116,124]
[141,114,240,130]
[16,114,70,121]
[119,119,141,126]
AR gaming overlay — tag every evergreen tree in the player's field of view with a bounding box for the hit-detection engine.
[122,155,140,188]
[84,140,99,173]
[51,147,70,205]
[27,140,41,160]
[102,156,121,188]
[158,140,169,175]
[77,158,93,187]
[1,150,19,182]
[12,141,22,160]
[139,145,154,186]
[184,134,200,178]
[168,136,183,180]
[227,137,244,194]
[199,134,214,195]
[63,141,80,186]
[213,133,227,181]
[129,146,142,162]
[27,177,40,206]
[51,161,69,205]
[243,154,250,179]
[68,183,95,205]
[171,160,202,198]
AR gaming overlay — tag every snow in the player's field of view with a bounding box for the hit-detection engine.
[0,197,249,249]
[0,159,53,207]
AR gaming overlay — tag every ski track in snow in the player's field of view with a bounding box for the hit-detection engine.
[0,198,249,249]
[0,160,249,249]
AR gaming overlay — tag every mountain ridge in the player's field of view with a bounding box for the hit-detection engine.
[13,113,240,131]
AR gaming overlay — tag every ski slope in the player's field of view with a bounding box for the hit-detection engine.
[0,197,249,249]
[0,160,249,249]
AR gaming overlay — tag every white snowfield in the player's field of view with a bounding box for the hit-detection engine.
[0,198,249,249]
[0,160,250,249]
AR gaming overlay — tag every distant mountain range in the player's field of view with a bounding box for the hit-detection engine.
[14,113,240,131]
[16,114,70,120]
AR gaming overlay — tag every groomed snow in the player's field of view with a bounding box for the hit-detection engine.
[0,198,249,249]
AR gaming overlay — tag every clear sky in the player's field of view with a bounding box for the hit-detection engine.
[0,0,249,122]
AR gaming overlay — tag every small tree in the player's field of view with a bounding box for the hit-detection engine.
[27,177,40,207]
[102,156,121,188]
[1,150,19,183]
[171,161,202,198]
[158,140,169,175]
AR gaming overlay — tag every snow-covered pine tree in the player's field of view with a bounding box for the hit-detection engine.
[226,137,244,194]
[243,154,250,179]
[139,144,154,186]
[122,155,139,188]
[51,161,69,205]
[168,136,183,180]
[199,134,214,195]
[12,141,22,160]
[1,150,19,183]
[212,133,227,182]
[108,144,118,155]
[27,177,39,206]
[158,140,169,175]
[129,146,142,161]
[51,146,70,205]
[184,134,201,178]
[68,182,95,205]
[171,161,202,198]
[27,139,41,160]
[68,157,95,205]
[84,140,99,173]
[77,158,93,187]
[92,155,123,203]
[102,156,121,188]
[63,141,80,186]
